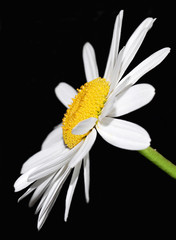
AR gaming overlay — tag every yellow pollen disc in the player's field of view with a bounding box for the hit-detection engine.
[62,77,110,149]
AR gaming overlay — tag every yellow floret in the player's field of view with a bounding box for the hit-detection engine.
[62,77,110,148]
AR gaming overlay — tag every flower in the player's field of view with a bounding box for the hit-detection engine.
[14,10,170,230]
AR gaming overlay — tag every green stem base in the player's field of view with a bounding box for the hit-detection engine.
[139,147,176,179]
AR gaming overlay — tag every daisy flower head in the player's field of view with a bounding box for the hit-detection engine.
[14,10,171,230]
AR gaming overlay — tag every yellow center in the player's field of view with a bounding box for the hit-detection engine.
[62,77,110,149]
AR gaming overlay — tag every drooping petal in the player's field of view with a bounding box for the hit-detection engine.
[27,141,83,182]
[21,140,68,174]
[29,174,54,207]
[118,47,171,88]
[108,84,155,117]
[18,186,35,202]
[72,117,97,135]
[37,166,71,230]
[17,175,53,203]
[104,10,124,80]
[14,168,37,192]
[64,161,82,222]
[35,167,67,215]
[83,42,99,82]
[83,153,90,203]
[55,82,77,108]
[96,117,151,150]
[41,124,63,150]
[117,18,155,80]
[68,128,97,168]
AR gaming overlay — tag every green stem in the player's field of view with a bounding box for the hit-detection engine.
[138,146,176,179]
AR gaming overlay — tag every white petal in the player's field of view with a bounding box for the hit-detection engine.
[108,84,155,117]
[83,42,99,82]
[72,117,97,135]
[21,140,67,174]
[104,10,124,80]
[29,174,54,207]
[99,94,116,121]
[28,141,83,182]
[41,124,63,150]
[35,167,67,214]
[68,128,97,168]
[55,82,77,108]
[97,117,151,150]
[99,77,131,121]
[17,175,52,203]
[64,161,82,222]
[14,168,36,192]
[18,186,35,202]
[37,167,71,230]
[83,153,90,203]
[118,47,171,88]
[118,18,155,79]
[109,46,125,92]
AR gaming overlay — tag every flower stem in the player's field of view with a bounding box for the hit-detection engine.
[138,146,176,179]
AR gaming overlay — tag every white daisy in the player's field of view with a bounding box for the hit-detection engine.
[14,10,170,230]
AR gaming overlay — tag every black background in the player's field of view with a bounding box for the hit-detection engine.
[2,0,176,238]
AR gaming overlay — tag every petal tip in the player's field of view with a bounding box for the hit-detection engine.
[165,47,171,53]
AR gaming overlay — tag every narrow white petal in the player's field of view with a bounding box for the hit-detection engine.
[97,117,151,150]
[37,167,71,230]
[108,84,155,117]
[64,161,82,222]
[55,82,77,108]
[104,10,124,80]
[28,141,83,182]
[35,167,66,214]
[83,153,90,203]
[118,18,155,79]
[41,124,63,150]
[83,42,99,82]
[17,174,53,204]
[119,47,171,88]
[72,117,97,135]
[21,140,67,174]
[18,187,35,202]
[29,174,54,207]
[68,128,97,168]
[109,46,125,92]
[14,168,36,192]
[28,165,59,183]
